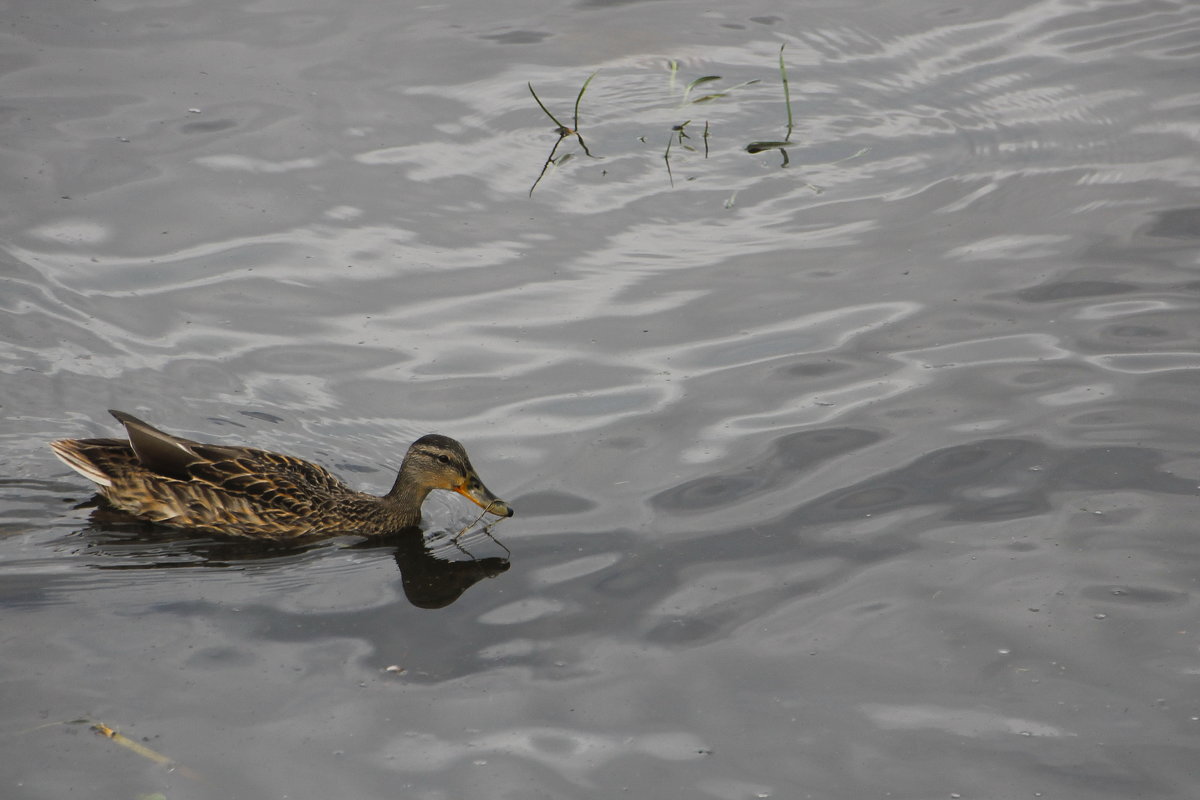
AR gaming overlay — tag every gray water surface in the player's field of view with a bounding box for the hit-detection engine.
[3,0,1200,797]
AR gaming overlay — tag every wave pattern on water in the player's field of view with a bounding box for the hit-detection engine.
[4,0,1200,798]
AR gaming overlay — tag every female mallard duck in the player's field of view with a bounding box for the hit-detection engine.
[50,410,514,539]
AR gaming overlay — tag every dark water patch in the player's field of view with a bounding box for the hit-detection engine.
[185,645,259,668]
[0,477,77,495]
[592,537,664,597]
[651,427,882,513]
[140,589,517,681]
[994,363,1093,388]
[0,571,73,609]
[1073,310,1200,353]
[239,343,403,374]
[597,435,648,451]
[643,613,730,646]
[333,462,378,474]
[1143,207,1200,239]
[656,474,765,511]
[949,496,1050,522]
[1017,280,1138,303]
[852,601,892,615]
[513,490,596,516]
[239,410,285,423]
[0,477,85,537]
[180,118,238,134]
[775,359,855,379]
[1053,447,1196,493]
[1100,323,1170,341]
[1081,585,1188,606]
[0,51,35,78]
[832,485,908,511]
[577,0,659,7]
[1065,405,1152,428]
[481,30,552,45]
[791,438,1199,529]
[300,61,379,81]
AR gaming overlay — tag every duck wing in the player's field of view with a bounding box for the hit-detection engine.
[183,445,355,517]
[54,411,374,536]
[109,409,202,481]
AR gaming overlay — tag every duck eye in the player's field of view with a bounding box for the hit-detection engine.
[436,454,451,465]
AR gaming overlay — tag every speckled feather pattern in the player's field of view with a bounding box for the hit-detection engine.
[51,437,404,538]
[49,411,514,539]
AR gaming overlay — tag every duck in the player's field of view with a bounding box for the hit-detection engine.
[50,409,514,539]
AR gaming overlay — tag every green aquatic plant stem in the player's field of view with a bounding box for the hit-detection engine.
[573,71,597,136]
[681,75,721,105]
[664,132,675,187]
[780,44,794,143]
[744,48,797,166]
[528,82,565,130]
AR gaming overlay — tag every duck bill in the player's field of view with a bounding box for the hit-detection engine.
[456,476,514,518]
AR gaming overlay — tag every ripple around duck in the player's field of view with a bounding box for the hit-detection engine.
[0,526,413,612]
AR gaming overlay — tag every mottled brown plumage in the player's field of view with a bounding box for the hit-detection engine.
[50,410,514,539]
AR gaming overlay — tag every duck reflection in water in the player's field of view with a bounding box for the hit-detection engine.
[368,527,511,609]
[74,509,512,609]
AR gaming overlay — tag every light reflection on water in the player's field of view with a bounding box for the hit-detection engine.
[4,0,1200,797]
